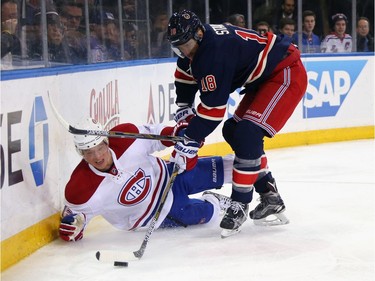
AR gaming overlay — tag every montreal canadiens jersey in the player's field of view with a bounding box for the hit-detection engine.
[174,23,292,142]
[320,33,353,53]
[62,123,174,231]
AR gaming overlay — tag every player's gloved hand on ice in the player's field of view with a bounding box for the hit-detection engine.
[59,213,86,242]
[170,129,202,174]
[174,106,196,123]
[160,121,188,147]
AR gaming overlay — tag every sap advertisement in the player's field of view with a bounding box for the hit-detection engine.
[303,58,368,119]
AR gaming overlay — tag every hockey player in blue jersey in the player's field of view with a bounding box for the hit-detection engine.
[167,10,308,237]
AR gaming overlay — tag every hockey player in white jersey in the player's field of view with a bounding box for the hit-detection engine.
[59,118,233,242]
[321,13,352,53]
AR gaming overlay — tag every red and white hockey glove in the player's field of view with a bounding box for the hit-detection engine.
[174,106,196,123]
[160,121,188,147]
[59,213,86,242]
[170,130,202,174]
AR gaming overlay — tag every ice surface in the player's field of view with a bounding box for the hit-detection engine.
[2,140,374,281]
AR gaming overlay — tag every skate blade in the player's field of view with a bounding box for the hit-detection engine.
[253,212,289,226]
[220,228,241,238]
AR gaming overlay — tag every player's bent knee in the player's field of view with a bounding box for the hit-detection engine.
[232,120,265,158]
[222,118,237,148]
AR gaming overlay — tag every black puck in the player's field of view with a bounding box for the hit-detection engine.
[95,251,101,260]
[114,261,129,267]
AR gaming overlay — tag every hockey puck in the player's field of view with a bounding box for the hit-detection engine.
[114,261,129,267]
[95,251,101,260]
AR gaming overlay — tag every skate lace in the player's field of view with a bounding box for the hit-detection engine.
[221,196,232,208]
[258,195,267,206]
[230,201,246,215]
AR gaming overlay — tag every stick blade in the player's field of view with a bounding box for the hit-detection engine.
[95,250,140,263]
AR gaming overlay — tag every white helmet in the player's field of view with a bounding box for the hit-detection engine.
[73,118,108,155]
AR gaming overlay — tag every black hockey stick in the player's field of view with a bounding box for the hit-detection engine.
[47,92,184,142]
[95,162,180,265]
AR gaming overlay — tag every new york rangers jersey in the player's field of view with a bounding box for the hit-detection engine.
[173,23,292,143]
[320,33,353,53]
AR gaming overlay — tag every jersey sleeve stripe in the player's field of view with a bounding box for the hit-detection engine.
[175,66,196,84]
[196,102,227,121]
[175,78,197,85]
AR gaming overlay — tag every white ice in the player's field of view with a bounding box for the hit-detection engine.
[2,140,374,281]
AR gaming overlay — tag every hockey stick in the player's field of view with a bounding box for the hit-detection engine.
[47,92,184,142]
[95,162,180,265]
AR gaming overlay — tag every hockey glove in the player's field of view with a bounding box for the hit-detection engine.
[59,213,86,242]
[160,121,189,147]
[170,130,202,174]
[174,106,196,123]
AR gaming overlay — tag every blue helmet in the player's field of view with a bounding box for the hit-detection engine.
[167,10,204,47]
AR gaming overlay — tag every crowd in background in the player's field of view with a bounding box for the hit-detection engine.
[227,1,373,54]
[1,0,374,70]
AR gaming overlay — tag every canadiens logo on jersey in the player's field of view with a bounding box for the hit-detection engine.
[118,168,151,206]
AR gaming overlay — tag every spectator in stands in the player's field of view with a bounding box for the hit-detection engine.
[1,0,21,65]
[88,11,114,63]
[255,21,271,35]
[292,10,321,53]
[58,1,82,32]
[23,0,42,55]
[321,13,352,53]
[58,0,86,62]
[272,0,297,33]
[24,1,58,51]
[150,12,170,57]
[356,17,374,52]
[105,19,131,60]
[226,14,246,28]
[122,0,136,27]
[29,10,78,64]
[278,18,295,38]
[123,22,139,59]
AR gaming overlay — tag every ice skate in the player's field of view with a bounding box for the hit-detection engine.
[202,191,232,211]
[220,201,249,238]
[249,188,289,226]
